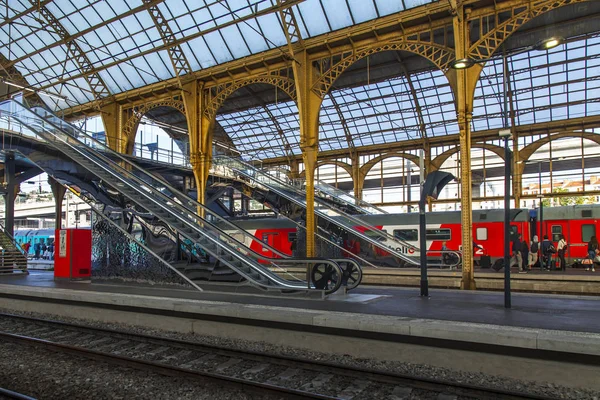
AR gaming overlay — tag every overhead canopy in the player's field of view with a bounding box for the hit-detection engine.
[1,0,436,109]
[1,0,599,162]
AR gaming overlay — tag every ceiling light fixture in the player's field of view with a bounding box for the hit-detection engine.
[1,78,68,101]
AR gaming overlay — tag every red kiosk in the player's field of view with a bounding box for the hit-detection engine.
[54,229,92,280]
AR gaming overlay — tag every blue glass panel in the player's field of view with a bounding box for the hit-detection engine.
[321,0,352,30]
[295,1,329,37]
[97,70,122,93]
[255,13,287,47]
[347,0,377,23]
[374,0,404,15]
[219,25,251,58]
[203,31,233,63]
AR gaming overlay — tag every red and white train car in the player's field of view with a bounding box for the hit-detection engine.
[231,204,600,266]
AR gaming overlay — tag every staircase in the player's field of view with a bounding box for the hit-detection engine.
[0,226,28,274]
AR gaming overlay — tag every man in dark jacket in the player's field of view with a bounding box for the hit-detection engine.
[540,235,553,270]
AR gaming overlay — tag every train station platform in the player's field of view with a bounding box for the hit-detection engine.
[277,266,600,295]
[1,271,600,389]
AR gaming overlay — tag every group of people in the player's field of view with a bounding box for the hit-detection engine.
[20,240,55,260]
[510,233,568,273]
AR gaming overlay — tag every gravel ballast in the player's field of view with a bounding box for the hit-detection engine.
[1,307,599,400]
[0,340,281,400]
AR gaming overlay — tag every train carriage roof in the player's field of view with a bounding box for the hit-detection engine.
[364,209,529,226]
[540,204,600,220]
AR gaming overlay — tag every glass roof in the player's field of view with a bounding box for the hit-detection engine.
[214,33,598,161]
[1,0,438,111]
[472,33,600,131]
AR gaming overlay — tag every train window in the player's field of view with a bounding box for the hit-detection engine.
[394,229,418,241]
[582,225,596,243]
[364,229,388,241]
[551,225,562,242]
[476,228,487,241]
[426,229,451,240]
[288,232,297,242]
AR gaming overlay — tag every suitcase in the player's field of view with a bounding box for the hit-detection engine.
[480,255,491,269]
[492,258,504,271]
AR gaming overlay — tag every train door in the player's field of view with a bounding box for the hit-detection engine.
[575,220,596,260]
[260,232,278,258]
[548,222,567,244]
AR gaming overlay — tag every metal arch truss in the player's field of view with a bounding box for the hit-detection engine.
[143,0,193,80]
[469,0,589,60]
[205,73,297,121]
[312,40,455,98]
[123,98,186,149]
[29,1,111,101]
[277,0,304,55]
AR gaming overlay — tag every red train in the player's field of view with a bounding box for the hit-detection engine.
[230,204,600,267]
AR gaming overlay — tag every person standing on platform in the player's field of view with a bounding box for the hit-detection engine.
[587,236,598,272]
[557,234,568,271]
[520,237,529,272]
[529,235,539,270]
[541,235,553,271]
[22,241,31,258]
[33,242,41,260]
[511,233,525,273]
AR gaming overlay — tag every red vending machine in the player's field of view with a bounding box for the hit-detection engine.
[54,229,92,280]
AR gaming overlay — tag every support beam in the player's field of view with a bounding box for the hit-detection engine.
[100,102,125,153]
[182,80,213,215]
[3,153,16,236]
[451,5,480,290]
[279,3,322,257]
[49,177,67,230]
[351,154,363,201]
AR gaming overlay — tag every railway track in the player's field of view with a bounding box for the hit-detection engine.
[0,313,557,400]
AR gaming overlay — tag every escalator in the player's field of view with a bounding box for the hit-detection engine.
[310,178,387,215]
[0,99,347,295]
[213,155,422,266]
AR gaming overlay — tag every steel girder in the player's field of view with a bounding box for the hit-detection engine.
[26,0,111,101]
[142,0,192,81]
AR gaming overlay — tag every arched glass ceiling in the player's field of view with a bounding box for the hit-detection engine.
[216,68,456,160]
[216,32,597,161]
[472,33,600,132]
[320,68,457,151]
[215,99,300,161]
[1,0,438,110]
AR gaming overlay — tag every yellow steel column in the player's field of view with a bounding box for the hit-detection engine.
[182,80,213,217]
[452,6,480,290]
[352,154,363,201]
[293,50,323,257]
[100,102,124,153]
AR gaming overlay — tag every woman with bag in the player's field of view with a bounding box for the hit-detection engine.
[557,234,568,271]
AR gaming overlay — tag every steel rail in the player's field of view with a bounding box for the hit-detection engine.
[0,388,37,400]
[0,313,559,400]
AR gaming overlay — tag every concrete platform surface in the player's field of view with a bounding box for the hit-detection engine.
[1,271,600,333]
[3,272,600,391]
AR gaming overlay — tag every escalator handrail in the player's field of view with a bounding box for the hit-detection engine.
[213,155,420,264]
[24,105,312,263]
[312,178,388,215]
[5,107,324,290]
